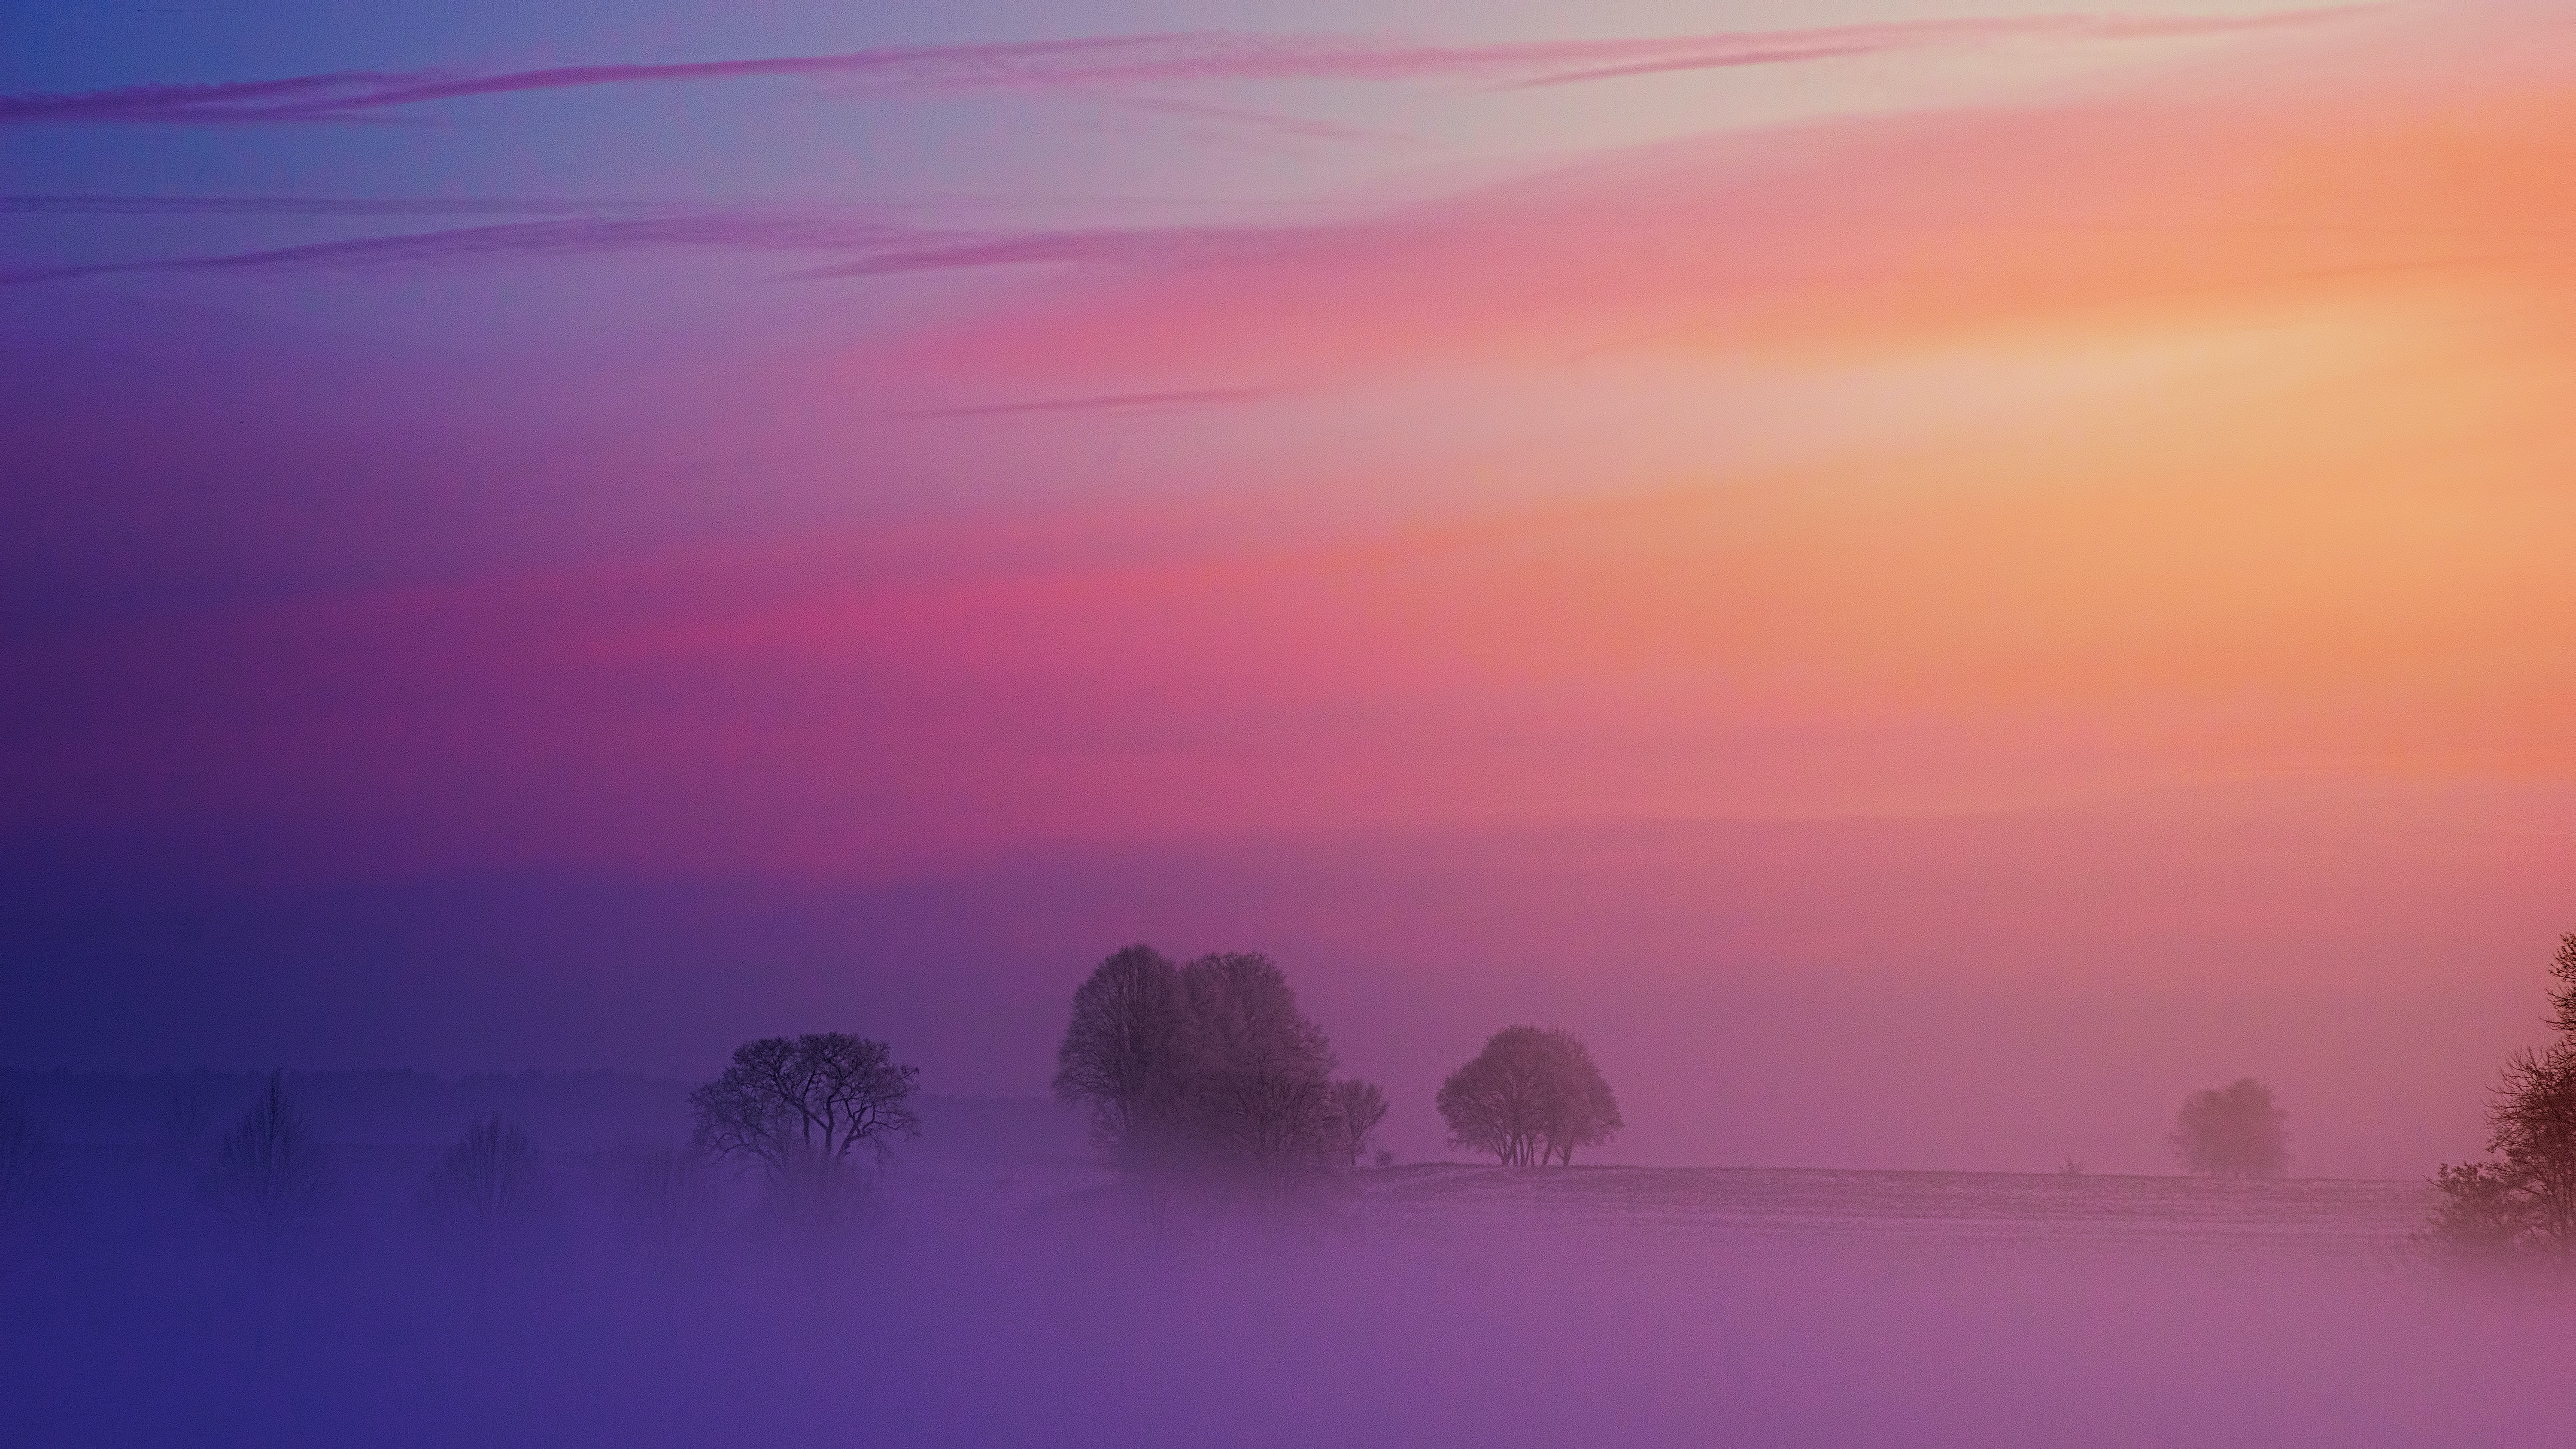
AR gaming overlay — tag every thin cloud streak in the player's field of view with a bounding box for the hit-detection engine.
[0,194,661,218]
[1505,9,2377,87]
[2,209,1334,286]
[904,386,1282,417]
[0,10,2375,125]
[0,212,943,285]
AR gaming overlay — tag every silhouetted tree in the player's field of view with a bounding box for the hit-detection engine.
[2546,931,2576,1039]
[2433,934,2576,1258]
[1536,1030,1623,1165]
[1439,1030,1552,1166]
[421,1112,545,1245]
[1326,1080,1390,1166]
[212,1071,328,1239]
[1054,945,1351,1184]
[691,1034,921,1208]
[1177,952,1339,1180]
[1439,1027,1621,1166]
[0,1095,49,1216]
[1054,945,1195,1166]
[2170,1078,2290,1178]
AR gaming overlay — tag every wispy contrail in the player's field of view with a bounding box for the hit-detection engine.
[0,10,2375,125]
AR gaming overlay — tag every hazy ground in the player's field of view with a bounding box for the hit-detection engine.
[12,1143,2567,1449]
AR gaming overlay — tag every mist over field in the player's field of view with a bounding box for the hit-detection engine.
[0,1071,2519,1449]
[0,1064,2563,1449]
[0,1093,2548,1449]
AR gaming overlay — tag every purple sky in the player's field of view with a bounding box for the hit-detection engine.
[7,0,2573,1173]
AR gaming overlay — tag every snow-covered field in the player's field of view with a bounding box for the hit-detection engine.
[1353,1163,2431,1255]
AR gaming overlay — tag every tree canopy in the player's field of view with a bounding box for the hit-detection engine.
[1053,944,1380,1184]
[690,1033,921,1179]
[1437,1027,1622,1167]
[1325,1079,1390,1167]
[2169,1078,2290,1179]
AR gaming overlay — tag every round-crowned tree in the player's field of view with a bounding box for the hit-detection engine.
[2169,1078,2290,1179]
[1053,945,1196,1167]
[690,1033,921,1215]
[1437,1027,1622,1167]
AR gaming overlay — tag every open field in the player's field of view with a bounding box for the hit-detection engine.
[1354,1164,2433,1257]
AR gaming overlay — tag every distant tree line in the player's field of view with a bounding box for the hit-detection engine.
[6,942,1634,1249]
[87,927,2576,1258]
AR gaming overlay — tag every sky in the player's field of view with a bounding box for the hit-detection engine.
[4,0,2572,1173]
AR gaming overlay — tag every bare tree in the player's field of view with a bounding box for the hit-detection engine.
[1326,1080,1390,1167]
[421,1112,546,1245]
[1053,945,1353,1186]
[212,1071,328,1239]
[2545,930,2576,1038]
[1053,945,1195,1165]
[1439,1027,1622,1166]
[2432,935,2576,1258]
[2170,1078,2290,1178]
[1177,952,1338,1180]
[0,1095,49,1217]
[1437,1028,1561,1167]
[1536,1029,1623,1166]
[691,1034,921,1188]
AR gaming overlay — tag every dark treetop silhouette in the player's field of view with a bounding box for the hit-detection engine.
[2170,1078,2290,1179]
[690,1033,922,1177]
[1437,1026,1622,1166]
[1053,944,1386,1184]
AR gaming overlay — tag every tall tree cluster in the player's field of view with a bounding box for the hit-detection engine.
[2432,933,2576,1256]
[1436,1027,1622,1166]
[1053,945,1387,1182]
